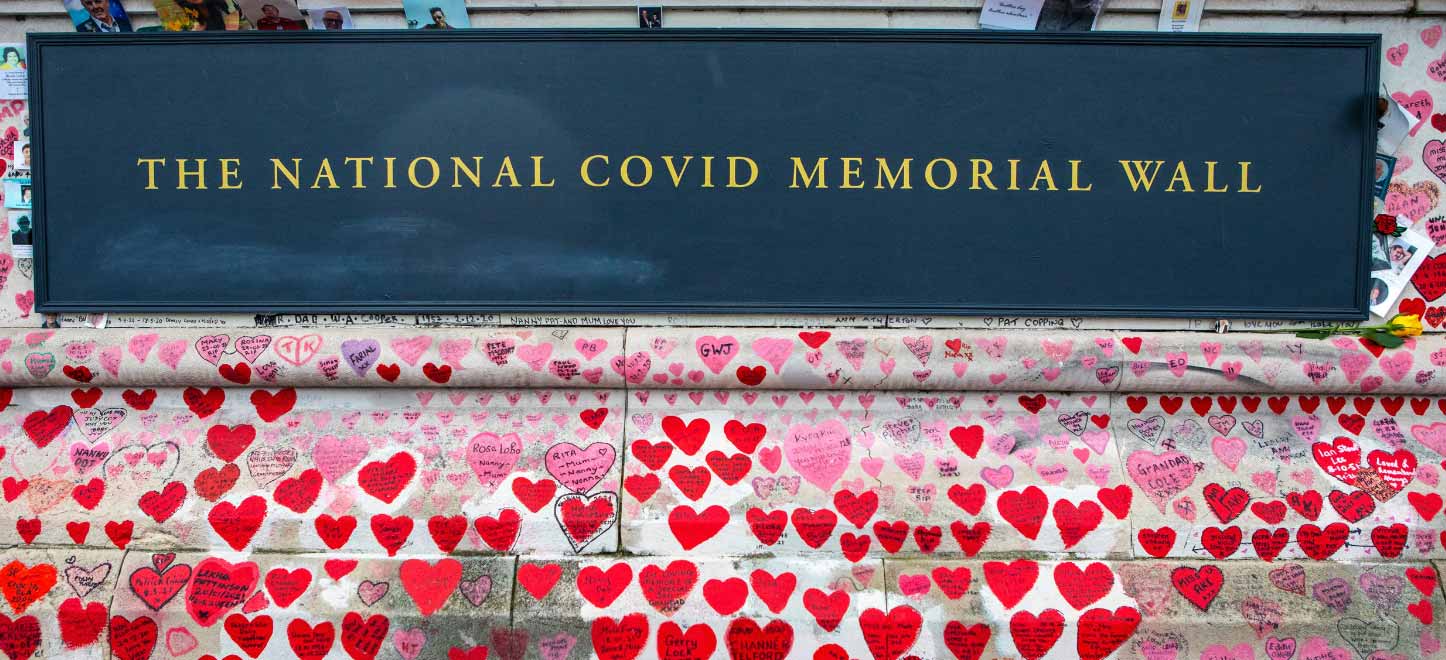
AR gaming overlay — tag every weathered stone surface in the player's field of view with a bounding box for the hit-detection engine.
[103,551,514,660]
[622,391,1129,558]
[883,558,1446,660]
[2,387,625,556]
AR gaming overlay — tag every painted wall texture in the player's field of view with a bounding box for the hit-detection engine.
[2,2,1446,660]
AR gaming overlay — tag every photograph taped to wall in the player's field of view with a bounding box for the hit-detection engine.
[152,0,246,31]
[1158,0,1203,32]
[8,210,31,259]
[403,0,468,29]
[309,5,352,29]
[237,0,306,30]
[1375,153,1395,200]
[63,0,134,32]
[0,45,25,101]
[1038,0,1105,31]
[1369,224,1433,316]
[979,0,1044,30]
[1378,97,1414,156]
[3,178,30,210]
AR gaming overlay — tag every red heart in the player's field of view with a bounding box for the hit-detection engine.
[1372,523,1409,558]
[1412,253,1446,302]
[943,621,990,660]
[195,463,240,502]
[639,560,698,615]
[1136,527,1176,557]
[399,558,462,617]
[357,453,417,504]
[223,613,273,658]
[104,520,133,549]
[735,365,767,386]
[1200,526,1242,559]
[375,363,401,381]
[1052,500,1102,548]
[723,420,766,453]
[264,568,311,609]
[982,559,1038,609]
[656,622,715,660]
[286,619,334,660]
[474,510,521,552]
[23,405,74,448]
[57,597,107,650]
[789,508,837,549]
[1171,565,1223,611]
[949,521,990,556]
[1096,485,1132,519]
[510,477,557,513]
[1328,489,1376,523]
[802,588,849,632]
[274,469,322,514]
[1202,483,1250,524]
[341,612,390,660]
[705,451,751,485]
[207,495,267,551]
[184,557,258,627]
[128,558,191,611]
[1052,562,1113,610]
[724,618,792,660]
[1077,606,1140,660]
[577,564,633,609]
[662,416,710,455]
[668,465,712,501]
[701,577,747,616]
[833,490,879,528]
[426,515,466,554]
[182,387,225,419]
[218,363,251,385]
[1296,523,1349,560]
[108,615,157,660]
[947,484,986,516]
[592,614,648,660]
[121,389,156,410]
[930,566,971,600]
[313,514,356,550]
[517,562,562,601]
[668,505,728,550]
[70,387,102,409]
[872,520,909,554]
[421,362,452,383]
[859,605,922,660]
[1008,609,1064,660]
[1285,490,1323,521]
[1251,528,1289,562]
[630,440,673,471]
[206,424,256,463]
[71,478,105,510]
[748,570,796,614]
[745,508,786,546]
[949,425,984,458]
[996,486,1048,540]
[622,474,661,503]
[249,388,296,423]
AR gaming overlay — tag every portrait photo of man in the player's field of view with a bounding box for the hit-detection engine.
[309,6,353,30]
[70,0,134,32]
[404,0,469,29]
[239,0,307,30]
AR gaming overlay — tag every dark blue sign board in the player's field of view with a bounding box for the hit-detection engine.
[29,30,1379,318]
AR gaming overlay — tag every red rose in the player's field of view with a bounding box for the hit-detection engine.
[1375,214,1398,234]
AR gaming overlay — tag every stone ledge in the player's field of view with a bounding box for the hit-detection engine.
[7,327,1445,394]
[0,550,1440,659]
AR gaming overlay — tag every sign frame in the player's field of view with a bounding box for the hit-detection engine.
[28,29,1381,318]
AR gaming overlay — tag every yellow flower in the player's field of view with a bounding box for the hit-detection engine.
[1389,313,1423,337]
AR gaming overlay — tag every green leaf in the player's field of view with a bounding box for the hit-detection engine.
[1294,330,1334,340]
[1364,330,1405,348]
